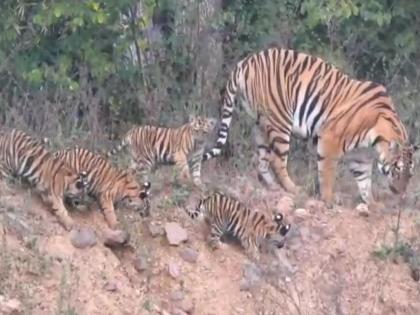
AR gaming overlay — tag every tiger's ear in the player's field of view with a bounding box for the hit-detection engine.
[412,144,419,152]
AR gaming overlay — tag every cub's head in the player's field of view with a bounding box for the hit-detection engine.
[378,143,418,196]
[188,115,217,136]
[267,212,291,249]
[64,170,89,200]
[120,176,151,217]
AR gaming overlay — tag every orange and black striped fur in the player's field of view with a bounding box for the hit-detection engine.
[108,116,217,187]
[185,192,291,259]
[203,47,417,207]
[0,129,88,230]
[53,147,151,230]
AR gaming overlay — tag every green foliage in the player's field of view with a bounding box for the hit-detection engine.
[0,0,420,144]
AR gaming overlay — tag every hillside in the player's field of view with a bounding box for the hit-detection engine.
[1,161,420,315]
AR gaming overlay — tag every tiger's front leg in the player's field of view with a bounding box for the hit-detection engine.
[188,143,205,188]
[174,152,191,183]
[43,193,75,231]
[98,193,119,229]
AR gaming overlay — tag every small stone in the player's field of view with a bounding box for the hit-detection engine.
[70,227,96,249]
[294,208,308,218]
[170,290,185,301]
[0,296,22,315]
[103,229,130,247]
[148,223,164,238]
[180,297,194,313]
[165,222,188,246]
[411,267,420,282]
[356,203,369,217]
[168,261,181,279]
[133,256,148,273]
[179,247,198,263]
[104,281,118,292]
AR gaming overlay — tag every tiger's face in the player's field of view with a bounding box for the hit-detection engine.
[64,170,89,200]
[189,116,217,136]
[121,179,151,217]
[267,212,291,249]
[380,144,418,195]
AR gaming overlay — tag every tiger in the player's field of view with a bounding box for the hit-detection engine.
[184,192,291,260]
[107,115,217,187]
[0,129,88,231]
[203,47,418,208]
[53,147,151,230]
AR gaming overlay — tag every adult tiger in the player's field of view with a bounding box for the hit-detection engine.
[108,116,217,187]
[53,147,151,230]
[184,192,291,260]
[203,47,417,207]
[0,129,88,230]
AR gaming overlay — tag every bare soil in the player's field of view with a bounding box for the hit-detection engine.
[1,160,420,315]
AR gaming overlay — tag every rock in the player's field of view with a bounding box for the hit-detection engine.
[165,222,188,246]
[0,296,22,315]
[277,196,294,213]
[168,261,181,279]
[103,229,130,247]
[104,281,118,292]
[411,267,420,282]
[70,227,96,249]
[240,263,262,291]
[356,203,369,217]
[133,256,148,273]
[180,297,194,314]
[294,208,308,218]
[170,290,185,301]
[179,247,198,263]
[148,222,164,238]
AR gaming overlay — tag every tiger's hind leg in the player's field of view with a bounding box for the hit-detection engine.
[252,123,277,188]
[262,119,298,193]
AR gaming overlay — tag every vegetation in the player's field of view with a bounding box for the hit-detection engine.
[1,0,420,146]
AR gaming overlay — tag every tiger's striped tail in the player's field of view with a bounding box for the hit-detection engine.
[203,67,240,161]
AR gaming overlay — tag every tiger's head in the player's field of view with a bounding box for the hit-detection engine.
[64,170,89,201]
[120,177,151,217]
[378,143,418,196]
[188,115,217,137]
[267,212,291,249]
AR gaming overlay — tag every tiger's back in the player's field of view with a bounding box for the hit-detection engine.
[54,147,151,229]
[0,129,87,230]
[108,116,217,187]
[185,192,290,259]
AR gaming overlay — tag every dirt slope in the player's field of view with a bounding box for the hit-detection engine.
[1,163,420,315]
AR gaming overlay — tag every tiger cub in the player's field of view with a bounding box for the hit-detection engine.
[53,147,151,229]
[185,192,291,259]
[108,115,217,187]
[0,129,88,230]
